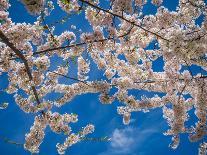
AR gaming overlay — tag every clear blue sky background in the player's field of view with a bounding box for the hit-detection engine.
[0,0,206,155]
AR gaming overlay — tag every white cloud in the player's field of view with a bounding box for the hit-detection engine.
[97,106,166,155]
[99,126,160,155]
[99,111,166,155]
[110,128,135,153]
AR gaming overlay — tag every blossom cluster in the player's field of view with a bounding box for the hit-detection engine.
[24,111,93,154]
[77,56,90,80]
[57,0,80,13]
[56,124,94,154]
[21,0,45,15]
[112,0,133,14]
[54,81,110,107]
[151,0,163,6]
[199,142,207,155]
[24,115,47,153]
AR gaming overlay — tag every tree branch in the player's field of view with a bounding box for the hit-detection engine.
[0,30,41,104]
[78,0,169,42]
[47,69,89,85]
[34,28,135,55]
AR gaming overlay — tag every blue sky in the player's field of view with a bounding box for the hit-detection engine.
[0,0,206,155]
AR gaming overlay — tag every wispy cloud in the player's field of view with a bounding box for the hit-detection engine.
[99,110,165,155]
[99,126,160,155]
[110,127,135,154]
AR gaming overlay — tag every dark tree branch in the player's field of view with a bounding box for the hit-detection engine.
[0,30,41,104]
[78,0,169,42]
[33,29,133,55]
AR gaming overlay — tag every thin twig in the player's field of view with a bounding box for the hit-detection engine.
[0,135,23,146]
[47,70,89,85]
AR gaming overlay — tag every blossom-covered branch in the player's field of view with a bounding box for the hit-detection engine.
[0,30,41,104]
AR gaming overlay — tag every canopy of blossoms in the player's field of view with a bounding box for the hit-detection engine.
[0,0,206,154]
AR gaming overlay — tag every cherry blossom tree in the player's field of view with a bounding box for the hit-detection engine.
[0,0,207,154]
